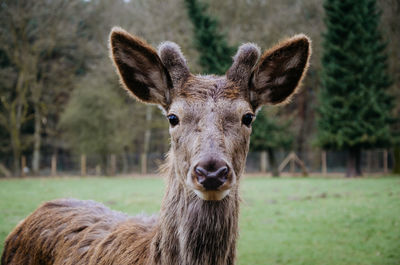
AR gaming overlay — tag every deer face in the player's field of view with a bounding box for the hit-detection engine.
[110,27,311,201]
[166,78,253,200]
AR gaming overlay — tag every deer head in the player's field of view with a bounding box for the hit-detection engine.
[110,27,310,201]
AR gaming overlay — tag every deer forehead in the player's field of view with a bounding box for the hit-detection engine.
[169,98,251,122]
[175,75,244,101]
[168,75,252,119]
[169,85,252,124]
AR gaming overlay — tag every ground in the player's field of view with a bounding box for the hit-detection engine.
[0,176,399,265]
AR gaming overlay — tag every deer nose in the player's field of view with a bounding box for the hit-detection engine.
[194,159,229,190]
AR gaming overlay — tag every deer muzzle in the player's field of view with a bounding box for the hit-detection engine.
[189,156,234,201]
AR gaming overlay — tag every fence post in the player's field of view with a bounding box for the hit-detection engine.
[290,154,295,175]
[278,152,308,177]
[321,151,327,176]
[51,155,57,177]
[0,163,12,178]
[260,151,267,173]
[383,149,388,175]
[21,156,26,177]
[95,165,101,176]
[141,153,147,174]
[81,154,86,176]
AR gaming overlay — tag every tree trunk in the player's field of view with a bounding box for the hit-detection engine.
[10,109,22,176]
[32,103,41,175]
[267,148,280,177]
[8,70,27,176]
[393,145,400,174]
[321,151,327,175]
[296,89,307,155]
[101,153,108,176]
[346,148,362,177]
[122,147,129,174]
[11,131,21,177]
[141,106,152,174]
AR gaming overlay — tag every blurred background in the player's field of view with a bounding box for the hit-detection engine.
[0,0,399,178]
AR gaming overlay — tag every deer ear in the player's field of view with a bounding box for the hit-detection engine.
[250,34,311,108]
[109,27,172,107]
[158,41,190,89]
[226,43,260,85]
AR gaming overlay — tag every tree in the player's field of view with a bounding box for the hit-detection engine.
[184,0,235,74]
[250,109,293,176]
[0,4,32,175]
[59,71,131,173]
[0,0,94,175]
[379,0,400,174]
[318,0,393,177]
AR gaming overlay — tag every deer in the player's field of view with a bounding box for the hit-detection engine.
[1,27,311,265]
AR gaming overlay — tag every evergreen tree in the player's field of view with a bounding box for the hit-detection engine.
[184,0,235,74]
[250,109,293,177]
[318,0,393,177]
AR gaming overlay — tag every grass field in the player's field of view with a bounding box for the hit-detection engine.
[0,176,399,264]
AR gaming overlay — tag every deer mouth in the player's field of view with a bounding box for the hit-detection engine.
[188,170,235,201]
[193,189,231,201]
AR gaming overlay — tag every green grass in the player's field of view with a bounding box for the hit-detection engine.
[1,176,399,264]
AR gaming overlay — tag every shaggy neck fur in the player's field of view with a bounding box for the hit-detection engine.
[150,160,240,265]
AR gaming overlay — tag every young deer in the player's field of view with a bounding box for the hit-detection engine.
[2,28,310,265]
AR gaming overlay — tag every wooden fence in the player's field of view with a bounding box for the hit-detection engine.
[0,149,394,177]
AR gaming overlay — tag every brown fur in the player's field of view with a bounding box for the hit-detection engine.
[2,28,311,265]
[250,34,311,108]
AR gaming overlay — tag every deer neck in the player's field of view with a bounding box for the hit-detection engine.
[151,162,240,265]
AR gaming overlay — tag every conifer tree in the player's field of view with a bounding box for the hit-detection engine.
[318,0,393,177]
[184,0,235,74]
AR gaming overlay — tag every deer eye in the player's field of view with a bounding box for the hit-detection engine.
[167,114,179,127]
[242,113,254,127]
